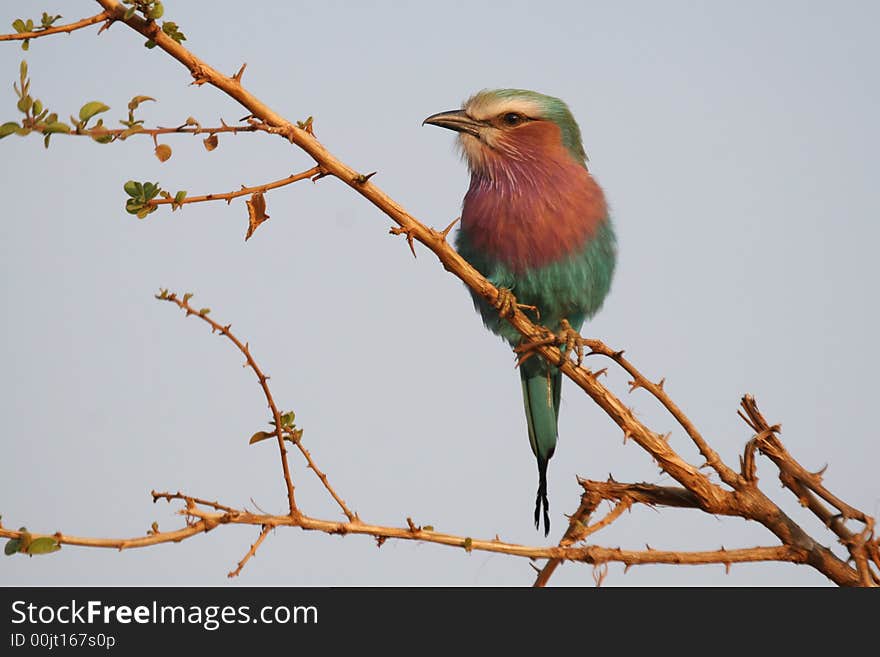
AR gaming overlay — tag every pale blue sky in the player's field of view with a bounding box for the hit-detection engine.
[1,1,878,586]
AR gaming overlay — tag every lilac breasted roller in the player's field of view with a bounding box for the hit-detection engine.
[424,89,616,535]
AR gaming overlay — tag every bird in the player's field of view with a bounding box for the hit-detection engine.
[424,89,616,535]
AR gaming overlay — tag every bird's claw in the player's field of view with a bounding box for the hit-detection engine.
[513,319,586,368]
[557,319,586,367]
[492,287,539,320]
[492,287,516,318]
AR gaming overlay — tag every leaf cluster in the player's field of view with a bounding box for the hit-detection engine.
[10,12,62,51]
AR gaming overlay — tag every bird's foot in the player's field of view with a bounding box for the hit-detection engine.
[492,287,539,321]
[512,327,557,367]
[513,319,587,368]
[556,318,586,367]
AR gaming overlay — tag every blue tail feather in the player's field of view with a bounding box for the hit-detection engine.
[520,363,560,536]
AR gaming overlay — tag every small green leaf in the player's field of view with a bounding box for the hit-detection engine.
[0,122,20,138]
[118,126,143,140]
[20,60,27,78]
[148,2,164,19]
[16,528,32,551]
[123,180,141,197]
[160,21,186,44]
[128,95,155,111]
[41,13,62,29]
[25,537,61,555]
[79,101,110,123]
[21,39,30,52]
[144,40,157,49]
[249,430,274,445]
[12,19,25,33]
[43,121,71,135]
[198,307,210,316]
[172,190,187,209]
[32,99,42,116]
[17,96,32,114]
[463,537,473,552]
[280,411,296,428]
[4,538,21,555]
[423,525,434,532]
[124,6,136,20]
[183,292,193,303]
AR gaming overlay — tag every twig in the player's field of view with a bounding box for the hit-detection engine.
[285,428,357,522]
[157,291,299,518]
[228,524,272,578]
[0,12,110,41]
[151,490,237,513]
[149,166,322,208]
[583,339,741,488]
[29,122,262,141]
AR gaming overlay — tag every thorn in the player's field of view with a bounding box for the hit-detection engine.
[622,430,632,444]
[439,216,460,239]
[592,367,608,379]
[656,377,665,390]
[660,432,671,443]
[529,563,541,573]
[623,564,631,574]
[311,168,329,182]
[627,379,641,393]
[612,349,625,359]
[375,536,387,548]
[645,543,653,551]
[389,225,417,258]
[406,517,418,532]
[352,171,377,185]
[812,464,828,478]
[232,63,247,82]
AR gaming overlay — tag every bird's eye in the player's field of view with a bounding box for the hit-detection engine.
[502,112,525,126]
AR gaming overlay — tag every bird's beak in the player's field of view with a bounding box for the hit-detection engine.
[423,109,484,137]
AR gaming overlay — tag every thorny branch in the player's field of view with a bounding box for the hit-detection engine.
[148,166,323,209]
[155,290,299,518]
[30,120,262,141]
[0,1,875,585]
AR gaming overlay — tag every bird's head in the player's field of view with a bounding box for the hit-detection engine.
[423,89,587,175]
